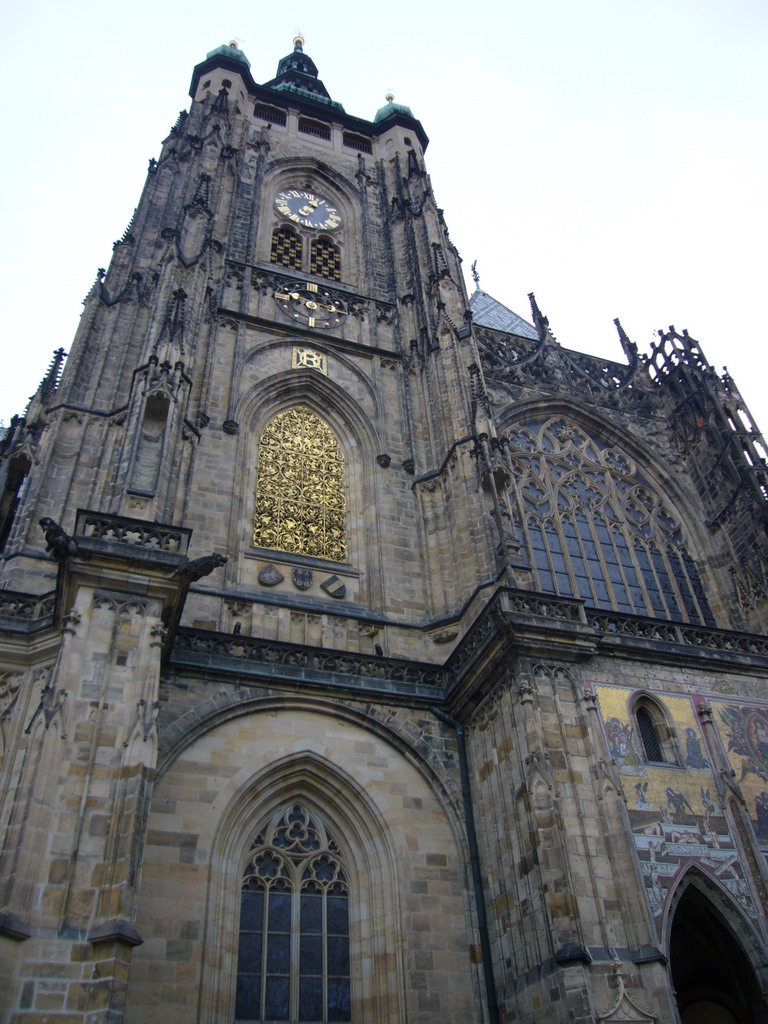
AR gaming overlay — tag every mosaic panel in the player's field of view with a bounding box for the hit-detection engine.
[595,686,758,928]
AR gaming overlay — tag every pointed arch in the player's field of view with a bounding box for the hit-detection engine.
[198,748,412,1022]
[499,407,715,624]
[629,692,681,765]
[665,868,768,1023]
[260,159,362,286]
[231,364,386,607]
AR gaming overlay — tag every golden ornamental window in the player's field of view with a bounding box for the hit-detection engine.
[310,237,341,282]
[253,407,347,562]
[271,226,303,271]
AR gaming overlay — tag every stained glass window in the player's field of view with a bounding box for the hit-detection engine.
[236,804,351,1024]
[271,227,303,271]
[505,417,714,625]
[253,407,347,562]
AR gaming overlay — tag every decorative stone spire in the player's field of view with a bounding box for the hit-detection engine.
[528,292,557,344]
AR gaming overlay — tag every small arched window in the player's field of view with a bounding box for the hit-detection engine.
[633,696,679,765]
[310,237,341,282]
[236,803,351,1023]
[271,226,303,271]
[253,407,347,562]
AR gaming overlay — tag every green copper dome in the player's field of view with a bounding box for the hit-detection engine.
[205,41,250,69]
[374,94,415,123]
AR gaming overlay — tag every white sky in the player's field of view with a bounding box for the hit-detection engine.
[1,0,766,434]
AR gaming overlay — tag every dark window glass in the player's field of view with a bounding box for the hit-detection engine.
[236,804,351,1022]
[511,418,714,623]
[299,977,323,1020]
[236,974,261,1020]
[300,934,323,974]
[637,706,664,762]
[327,897,349,935]
[328,978,352,1022]
[264,975,290,1020]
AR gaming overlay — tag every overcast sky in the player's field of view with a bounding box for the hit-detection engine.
[1,0,766,434]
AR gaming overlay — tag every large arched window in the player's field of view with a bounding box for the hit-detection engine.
[253,407,347,562]
[236,803,351,1023]
[504,416,714,624]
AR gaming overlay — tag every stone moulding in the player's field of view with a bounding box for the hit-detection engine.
[169,588,768,702]
[172,628,451,694]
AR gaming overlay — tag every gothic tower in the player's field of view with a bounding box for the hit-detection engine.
[0,38,767,1024]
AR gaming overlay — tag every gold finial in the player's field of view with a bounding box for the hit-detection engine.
[385,92,394,102]
[228,40,238,48]
[293,34,305,51]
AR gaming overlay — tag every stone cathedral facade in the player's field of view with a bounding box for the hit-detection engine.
[1,36,768,1024]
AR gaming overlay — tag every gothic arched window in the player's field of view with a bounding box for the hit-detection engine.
[236,804,351,1023]
[253,407,347,562]
[632,695,679,764]
[310,237,341,282]
[271,226,303,271]
[505,417,714,625]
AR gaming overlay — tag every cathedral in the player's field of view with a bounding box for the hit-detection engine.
[1,36,768,1024]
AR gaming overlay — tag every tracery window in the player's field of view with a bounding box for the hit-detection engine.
[309,237,341,282]
[271,226,303,271]
[505,417,714,624]
[253,407,347,562]
[236,803,351,1023]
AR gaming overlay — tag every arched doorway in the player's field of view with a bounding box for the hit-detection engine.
[669,883,766,1023]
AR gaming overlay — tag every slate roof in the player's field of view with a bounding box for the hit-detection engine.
[470,290,538,341]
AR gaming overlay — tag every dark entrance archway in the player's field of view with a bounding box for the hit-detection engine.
[669,882,767,1023]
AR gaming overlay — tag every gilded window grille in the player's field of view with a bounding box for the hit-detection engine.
[253,406,347,562]
[504,416,714,625]
[271,226,303,271]
[310,237,341,282]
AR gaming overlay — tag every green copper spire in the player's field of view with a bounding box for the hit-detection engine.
[263,35,344,112]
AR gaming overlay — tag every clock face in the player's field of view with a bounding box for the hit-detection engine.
[275,189,342,231]
[275,282,348,329]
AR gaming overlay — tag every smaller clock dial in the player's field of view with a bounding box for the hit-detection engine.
[275,189,342,231]
[275,281,348,329]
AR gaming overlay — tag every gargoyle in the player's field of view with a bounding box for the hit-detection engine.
[39,517,78,561]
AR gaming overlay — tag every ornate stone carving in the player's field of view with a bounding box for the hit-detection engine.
[25,680,68,736]
[172,552,228,583]
[596,960,658,1023]
[39,517,78,561]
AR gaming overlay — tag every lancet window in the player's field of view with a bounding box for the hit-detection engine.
[271,226,303,271]
[504,417,714,625]
[252,407,347,562]
[309,237,341,282]
[236,803,351,1023]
